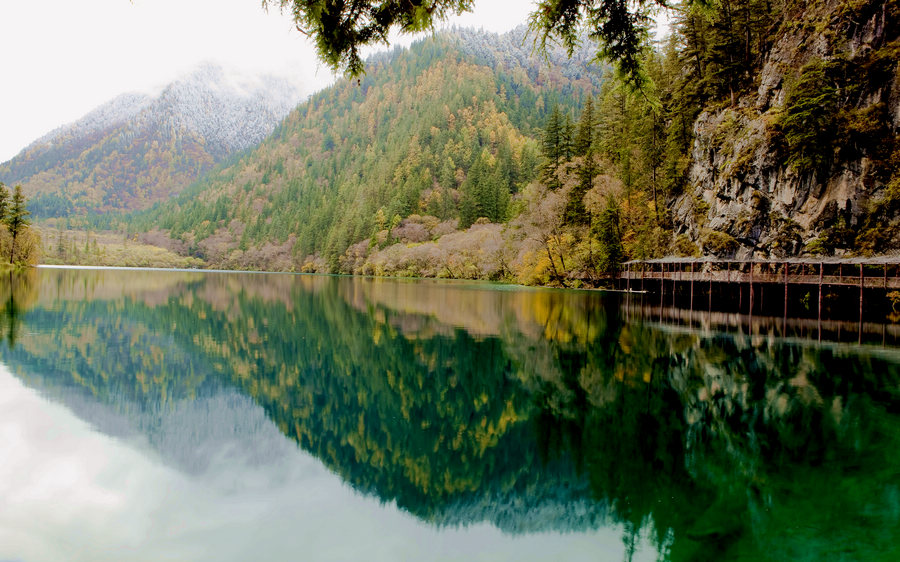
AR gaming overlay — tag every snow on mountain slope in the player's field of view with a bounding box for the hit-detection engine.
[0,62,304,216]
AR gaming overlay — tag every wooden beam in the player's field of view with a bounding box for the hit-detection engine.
[749,262,754,315]
[690,262,694,311]
[782,261,788,335]
[818,262,824,320]
[860,263,864,321]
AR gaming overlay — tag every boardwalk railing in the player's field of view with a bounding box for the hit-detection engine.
[617,256,900,324]
[620,258,900,291]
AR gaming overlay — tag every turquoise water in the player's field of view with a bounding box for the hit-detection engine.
[1,268,898,561]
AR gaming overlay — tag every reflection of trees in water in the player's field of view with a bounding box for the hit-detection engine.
[0,268,37,347]
[8,270,900,560]
[522,312,900,560]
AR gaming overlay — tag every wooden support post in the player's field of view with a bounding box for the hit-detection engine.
[673,263,677,309]
[859,263,864,344]
[748,262,754,334]
[641,265,645,293]
[884,264,888,289]
[690,262,694,312]
[660,263,665,308]
[860,263,864,321]
[660,263,666,322]
[626,263,631,293]
[749,262,755,315]
[784,262,789,324]
[818,261,824,322]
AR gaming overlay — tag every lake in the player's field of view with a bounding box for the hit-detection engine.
[1,267,899,561]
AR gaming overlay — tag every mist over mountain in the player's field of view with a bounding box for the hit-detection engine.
[0,62,303,217]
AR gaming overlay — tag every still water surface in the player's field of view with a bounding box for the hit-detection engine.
[1,268,899,561]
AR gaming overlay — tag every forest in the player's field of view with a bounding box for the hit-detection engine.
[28,0,900,284]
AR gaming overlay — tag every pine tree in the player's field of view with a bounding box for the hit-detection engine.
[541,105,565,189]
[594,196,624,273]
[640,105,666,226]
[0,183,9,223]
[568,98,599,224]
[562,112,575,162]
[6,185,31,264]
[573,97,597,157]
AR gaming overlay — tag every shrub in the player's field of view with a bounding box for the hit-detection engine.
[701,229,738,257]
[672,234,700,257]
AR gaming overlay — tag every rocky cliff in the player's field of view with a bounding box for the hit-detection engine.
[673,0,900,257]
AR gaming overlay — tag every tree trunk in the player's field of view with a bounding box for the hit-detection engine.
[9,232,16,265]
[545,243,561,282]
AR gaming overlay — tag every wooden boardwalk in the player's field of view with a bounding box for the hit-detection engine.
[618,256,900,322]
[620,257,900,291]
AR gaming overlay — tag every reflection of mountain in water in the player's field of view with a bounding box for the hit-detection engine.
[2,269,900,561]
[19,381,295,476]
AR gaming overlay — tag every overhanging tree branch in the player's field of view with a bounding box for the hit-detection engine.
[264,0,670,86]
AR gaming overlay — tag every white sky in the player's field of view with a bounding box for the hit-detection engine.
[0,0,537,163]
[0,1,669,163]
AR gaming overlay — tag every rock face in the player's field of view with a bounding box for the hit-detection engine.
[0,63,303,216]
[673,0,900,257]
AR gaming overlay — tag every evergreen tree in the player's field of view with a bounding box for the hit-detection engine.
[573,97,597,157]
[459,149,511,226]
[562,112,575,162]
[568,98,599,224]
[639,104,666,225]
[594,196,624,273]
[0,183,9,223]
[541,105,565,189]
[6,185,31,264]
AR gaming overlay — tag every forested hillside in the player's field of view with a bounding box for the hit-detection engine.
[0,63,301,217]
[129,28,604,273]
[85,1,900,279]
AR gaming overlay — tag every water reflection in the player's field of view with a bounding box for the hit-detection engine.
[3,269,900,561]
[0,268,37,347]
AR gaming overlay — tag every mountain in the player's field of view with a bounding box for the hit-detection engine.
[130,2,900,278]
[130,27,605,271]
[0,63,303,217]
[31,2,897,276]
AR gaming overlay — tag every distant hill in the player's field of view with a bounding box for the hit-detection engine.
[0,63,302,217]
[131,27,605,270]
